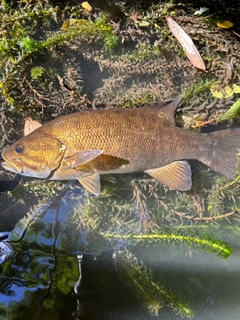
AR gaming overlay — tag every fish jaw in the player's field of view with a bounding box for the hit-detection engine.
[1,153,51,178]
[1,157,23,174]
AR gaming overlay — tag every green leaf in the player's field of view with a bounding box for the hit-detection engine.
[217,20,234,29]
[137,21,150,27]
[219,98,240,121]
[211,84,240,99]
[61,19,91,30]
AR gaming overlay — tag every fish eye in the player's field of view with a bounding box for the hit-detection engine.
[15,145,24,154]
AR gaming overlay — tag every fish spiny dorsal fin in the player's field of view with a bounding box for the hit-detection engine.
[143,96,184,124]
[24,117,42,136]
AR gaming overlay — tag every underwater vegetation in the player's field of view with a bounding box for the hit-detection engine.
[0,0,240,319]
[1,173,240,319]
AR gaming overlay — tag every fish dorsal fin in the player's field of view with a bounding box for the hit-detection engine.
[145,160,192,191]
[144,96,183,124]
[143,100,172,111]
[79,173,101,195]
[24,117,42,136]
[63,149,103,168]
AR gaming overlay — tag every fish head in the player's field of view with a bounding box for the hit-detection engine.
[1,134,66,178]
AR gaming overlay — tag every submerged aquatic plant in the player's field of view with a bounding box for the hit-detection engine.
[0,1,240,319]
[0,2,120,113]
[66,174,239,317]
[5,178,240,319]
[103,231,233,259]
[117,249,193,318]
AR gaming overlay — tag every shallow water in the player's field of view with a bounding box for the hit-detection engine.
[0,175,240,320]
[0,2,240,319]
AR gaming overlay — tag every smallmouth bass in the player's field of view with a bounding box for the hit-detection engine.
[1,97,240,195]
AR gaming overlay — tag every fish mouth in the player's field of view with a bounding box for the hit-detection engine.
[1,155,23,174]
[1,152,52,178]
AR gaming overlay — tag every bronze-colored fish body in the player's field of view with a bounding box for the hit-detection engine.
[2,97,240,194]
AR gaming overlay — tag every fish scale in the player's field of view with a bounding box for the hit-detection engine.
[1,97,240,195]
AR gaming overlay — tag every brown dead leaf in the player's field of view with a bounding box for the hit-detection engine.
[166,17,206,71]
[24,117,42,136]
[130,14,138,23]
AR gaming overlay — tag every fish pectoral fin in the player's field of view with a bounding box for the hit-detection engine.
[145,161,192,191]
[79,173,101,195]
[63,149,103,168]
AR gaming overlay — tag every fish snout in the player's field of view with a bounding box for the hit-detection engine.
[1,153,23,174]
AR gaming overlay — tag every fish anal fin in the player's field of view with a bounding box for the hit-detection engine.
[145,160,192,191]
[63,149,103,168]
[79,173,101,195]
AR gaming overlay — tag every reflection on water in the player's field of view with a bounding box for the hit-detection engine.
[0,171,240,320]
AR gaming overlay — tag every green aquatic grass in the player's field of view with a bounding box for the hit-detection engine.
[102,231,233,259]
[117,249,194,318]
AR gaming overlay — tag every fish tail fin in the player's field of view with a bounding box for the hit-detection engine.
[206,128,240,179]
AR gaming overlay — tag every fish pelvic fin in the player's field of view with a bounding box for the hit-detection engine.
[145,160,192,191]
[79,173,101,195]
[204,128,240,179]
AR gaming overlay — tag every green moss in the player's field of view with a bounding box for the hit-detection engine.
[0,4,120,110]
[31,66,46,80]
[181,79,214,100]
